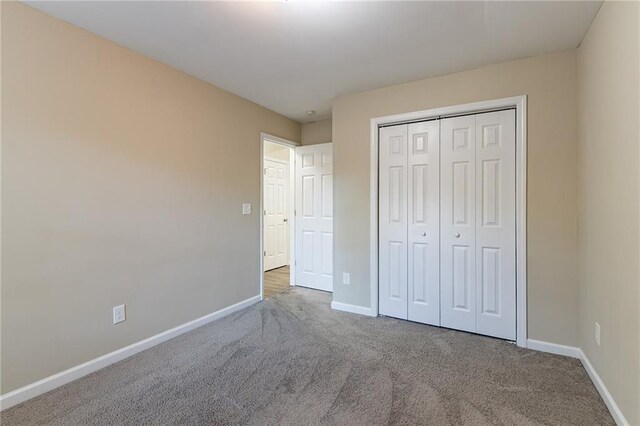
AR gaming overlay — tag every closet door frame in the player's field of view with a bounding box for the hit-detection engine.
[369,96,528,348]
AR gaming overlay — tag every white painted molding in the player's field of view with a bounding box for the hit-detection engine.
[526,339,628,425]
[2,306,630,426]
[0,295,262,411]
[579,350,629,426]
[369,95,528,347]
[260,132,300,148]
[526,338,581,358]
[331,301,377,317]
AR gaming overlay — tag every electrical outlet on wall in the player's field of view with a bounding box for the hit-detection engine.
[595,322,600,346]
[342,272,350,285]
[113,304,126,325]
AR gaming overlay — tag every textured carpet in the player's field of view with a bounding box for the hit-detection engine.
[2,288,613,425]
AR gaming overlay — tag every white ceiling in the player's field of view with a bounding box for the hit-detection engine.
[27,1,601,122]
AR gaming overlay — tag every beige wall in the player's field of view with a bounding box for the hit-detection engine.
[0,3,300,394]
[577,1,640,423]
[264,141,290,161]
[301,119,332,145]
[332,50,579,347]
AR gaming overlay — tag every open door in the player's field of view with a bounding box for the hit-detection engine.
[263,158,289,271]
[294,143,333,292]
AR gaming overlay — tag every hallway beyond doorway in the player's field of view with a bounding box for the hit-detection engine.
[264,266,290,298]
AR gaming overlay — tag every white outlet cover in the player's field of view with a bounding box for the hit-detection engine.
[595,322,600,346]
[113,304,126,325]
[342,272,350,285]
[242,203,252,215]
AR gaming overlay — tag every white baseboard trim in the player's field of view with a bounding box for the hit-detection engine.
[526,338,581,358]
[2,307,629,426]
[330,301,377,317]
[526,339,628,425]
[0,295,262,411]
[579,350,629,426]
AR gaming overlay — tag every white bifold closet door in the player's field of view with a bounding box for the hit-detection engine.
[295,143,333,292]
[379,109,516,341]
[440,110,516,340]
[379,121,440,324]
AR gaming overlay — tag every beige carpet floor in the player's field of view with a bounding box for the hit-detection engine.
[2,288,613,425]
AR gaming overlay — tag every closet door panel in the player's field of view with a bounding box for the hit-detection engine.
[440,115,476,333]
[407,121,440,325]
[475,110,516,340]
[379,125,408,319]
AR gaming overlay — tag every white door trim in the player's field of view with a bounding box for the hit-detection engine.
[260,133,299,300]
[369,96,528,347]
[264,155,288,164]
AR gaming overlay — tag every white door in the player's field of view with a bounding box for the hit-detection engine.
[440,110,516,340]
[379,122,441,323]
[295,143,333,292]
[440,115,477,333]
[379,125,409,319]
[474,110,516,340]
[264,158,289,271]
[379,109,516,341]
[407,121,440,325]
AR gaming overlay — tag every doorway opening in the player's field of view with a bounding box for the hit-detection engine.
[261,135,296,299]
[260,133,335,300]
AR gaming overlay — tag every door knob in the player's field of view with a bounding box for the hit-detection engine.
[283,218,288,222]
[454,233,461,238]
[421,232,427,237]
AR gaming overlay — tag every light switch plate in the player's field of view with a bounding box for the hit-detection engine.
[242,203,252,215]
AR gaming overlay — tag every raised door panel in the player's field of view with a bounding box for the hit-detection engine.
[407,121,440,325]
[480,247,500,315]
[321,232,333,278]
[481,160,500,227]
[452,245,471,311]
[475,110,516,340]
[275,173,287,258]
[322,174,333,218]
[389,167,404,223]
[452,162,471,226]
[379,125,408,319]
[265,176,276,261]
[411,243,428,303]
[440,115,476,333]
[264,159,289,271]
[388,241,405,300]
[277,181,286,215]
[295,143,333,292]
[302,231,314,273]
[302,176,315,217]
